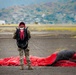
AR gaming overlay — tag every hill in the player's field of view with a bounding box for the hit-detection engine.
[0,0,76,24]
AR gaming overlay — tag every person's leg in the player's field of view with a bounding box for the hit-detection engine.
[24,48,33,70]
[18,48,24,70]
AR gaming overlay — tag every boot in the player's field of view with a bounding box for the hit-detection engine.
[28,65,33,70]
[20,64,24,70]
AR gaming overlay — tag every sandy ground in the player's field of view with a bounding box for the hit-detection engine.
[0,32,76,75]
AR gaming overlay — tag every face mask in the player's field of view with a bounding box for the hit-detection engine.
[20,28,24,30]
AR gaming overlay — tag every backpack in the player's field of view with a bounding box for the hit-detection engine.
[15,28,29,49]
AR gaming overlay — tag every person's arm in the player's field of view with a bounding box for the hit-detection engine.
[13,31,16,39]
[27,29,31,40]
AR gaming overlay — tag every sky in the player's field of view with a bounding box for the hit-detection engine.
[0,0,54,9]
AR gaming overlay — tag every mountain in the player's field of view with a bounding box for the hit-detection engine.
[0,0,76,24]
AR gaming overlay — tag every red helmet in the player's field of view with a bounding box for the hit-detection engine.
[19,22,25,28]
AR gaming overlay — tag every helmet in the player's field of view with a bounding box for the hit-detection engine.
[19,22,25,28]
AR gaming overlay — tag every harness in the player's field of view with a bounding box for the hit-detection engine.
[15,28,28,49]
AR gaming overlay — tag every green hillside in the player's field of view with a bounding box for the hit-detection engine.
[0,0,76,24]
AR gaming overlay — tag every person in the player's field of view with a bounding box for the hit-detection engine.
[13,22,33,70]
[47,50,76,66]
[54,50,76,63]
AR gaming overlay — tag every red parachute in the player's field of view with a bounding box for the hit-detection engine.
[0,51,76,67]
